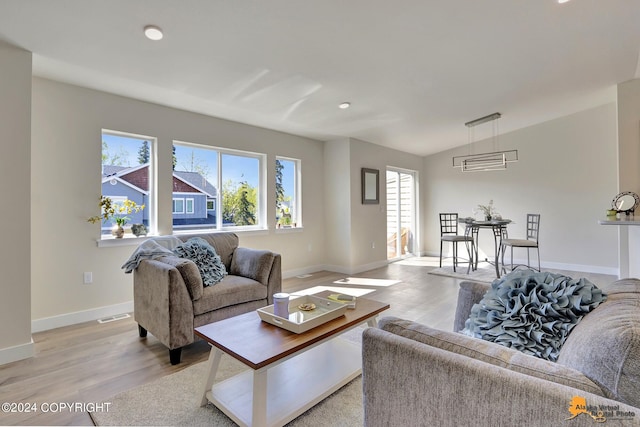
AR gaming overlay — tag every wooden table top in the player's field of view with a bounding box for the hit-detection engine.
[194,291,389,370]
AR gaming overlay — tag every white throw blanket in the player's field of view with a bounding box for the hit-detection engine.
[121,236,183,273]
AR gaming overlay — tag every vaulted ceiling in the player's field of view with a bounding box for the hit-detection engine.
[1,0,639,156]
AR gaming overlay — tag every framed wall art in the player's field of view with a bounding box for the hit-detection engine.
[361,168,379,204]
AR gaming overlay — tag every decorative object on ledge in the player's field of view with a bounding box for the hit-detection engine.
[362,167,379,204]
[474,200,500,221]
[452,112,519,172]
[612,191,640,216]
[87,195,145,239]
[131,223,148,237]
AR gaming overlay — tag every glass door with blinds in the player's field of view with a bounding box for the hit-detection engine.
[386,168,417,260]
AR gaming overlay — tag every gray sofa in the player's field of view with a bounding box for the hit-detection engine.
[134,232,281,364]
[362,278,640,426]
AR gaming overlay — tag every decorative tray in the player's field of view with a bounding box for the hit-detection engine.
[257,295,348,334]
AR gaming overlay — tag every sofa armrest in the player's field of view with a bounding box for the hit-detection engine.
[453,280,491,332]
[155,255,203,301]
[362,327,640,427]
[133,259,195,350]
[266,253,282,304]
[229,248,282,303]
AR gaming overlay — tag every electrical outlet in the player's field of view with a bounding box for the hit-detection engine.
[83,272,93,284]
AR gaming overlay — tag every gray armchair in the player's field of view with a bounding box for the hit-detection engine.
[133,232,281,364]
[362,279,640,426]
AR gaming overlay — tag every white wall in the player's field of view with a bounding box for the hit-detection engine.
[616,79,640,278]
[0,42,33,364]
[349,138,423,269]
[324,139,352,271]
[423,103,619,274]
[323,137,423,273]
[30,78,326,326]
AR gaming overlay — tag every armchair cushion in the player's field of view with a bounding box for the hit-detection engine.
[192,275,268,315]
[173,237,227,287]
[379,316,604,396]
[230,247,275,286]
[462,270,606,361]
[557,278,640,408]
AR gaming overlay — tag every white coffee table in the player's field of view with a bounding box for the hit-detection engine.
[194,291,389,427]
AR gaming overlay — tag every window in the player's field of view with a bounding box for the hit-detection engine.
[173,198,185,214]
[172,141,264,231]
[100,130,155,237]
[275,157,301,228]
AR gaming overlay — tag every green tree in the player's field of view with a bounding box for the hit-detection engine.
[221,179,257,226]
[137,140,150,164]
[236,181,256,225]
[275,159,285,212]
[102,141,129,166]
[221,179,238,224]
[172,145,177,170]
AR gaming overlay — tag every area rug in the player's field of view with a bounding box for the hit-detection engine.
[428,264,499,284]
[90,329,365,426]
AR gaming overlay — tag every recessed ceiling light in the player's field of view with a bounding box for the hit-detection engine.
[557,0,570,3]
[339,102,351,109]
[144,25,163,41]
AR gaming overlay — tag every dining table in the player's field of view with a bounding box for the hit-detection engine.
[458,217,512,278]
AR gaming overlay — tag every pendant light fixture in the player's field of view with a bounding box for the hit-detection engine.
[452,112,518,172]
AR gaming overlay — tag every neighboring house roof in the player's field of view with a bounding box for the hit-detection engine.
[102,165,128,176]
[102,164,217,198]
[173,171,217,198]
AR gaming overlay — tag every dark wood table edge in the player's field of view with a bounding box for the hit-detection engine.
[195,301,390,370]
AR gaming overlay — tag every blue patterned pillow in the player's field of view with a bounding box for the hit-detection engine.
[173,237,227,287]
[462,270,606,362]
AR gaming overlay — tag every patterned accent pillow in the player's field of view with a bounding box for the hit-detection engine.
[173,237,227,287]
[462,270,606,362]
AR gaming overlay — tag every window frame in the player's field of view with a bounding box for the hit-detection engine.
[275,156,302,229]
[172,198,185,214]
[172,140,267,233]
[98,129,157,241]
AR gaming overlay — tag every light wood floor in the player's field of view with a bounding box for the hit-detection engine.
[0,258,616,426]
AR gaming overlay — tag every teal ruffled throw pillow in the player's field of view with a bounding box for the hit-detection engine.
[462,270,606,362]
[173,237,227,287]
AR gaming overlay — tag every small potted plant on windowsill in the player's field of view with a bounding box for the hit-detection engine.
[88,196,145,238]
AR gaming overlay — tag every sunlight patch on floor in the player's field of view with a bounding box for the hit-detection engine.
[332,278,401,287]
[393,257,440,267]
[290,286,375,297]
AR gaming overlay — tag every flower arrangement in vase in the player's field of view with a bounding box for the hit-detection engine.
[474,200,499,221]
[88,196,145,238]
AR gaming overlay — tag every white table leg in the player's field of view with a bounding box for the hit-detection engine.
[252,368,268,427]
[199,345,223,407]
[367,316,378,328]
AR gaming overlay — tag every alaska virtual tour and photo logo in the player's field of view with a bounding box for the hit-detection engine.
[567,396,636,423]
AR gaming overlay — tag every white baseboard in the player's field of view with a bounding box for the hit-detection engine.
[32,301,134,333]
[0,339,34,365]
[283,264,327,279]
[286,259,391,278]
